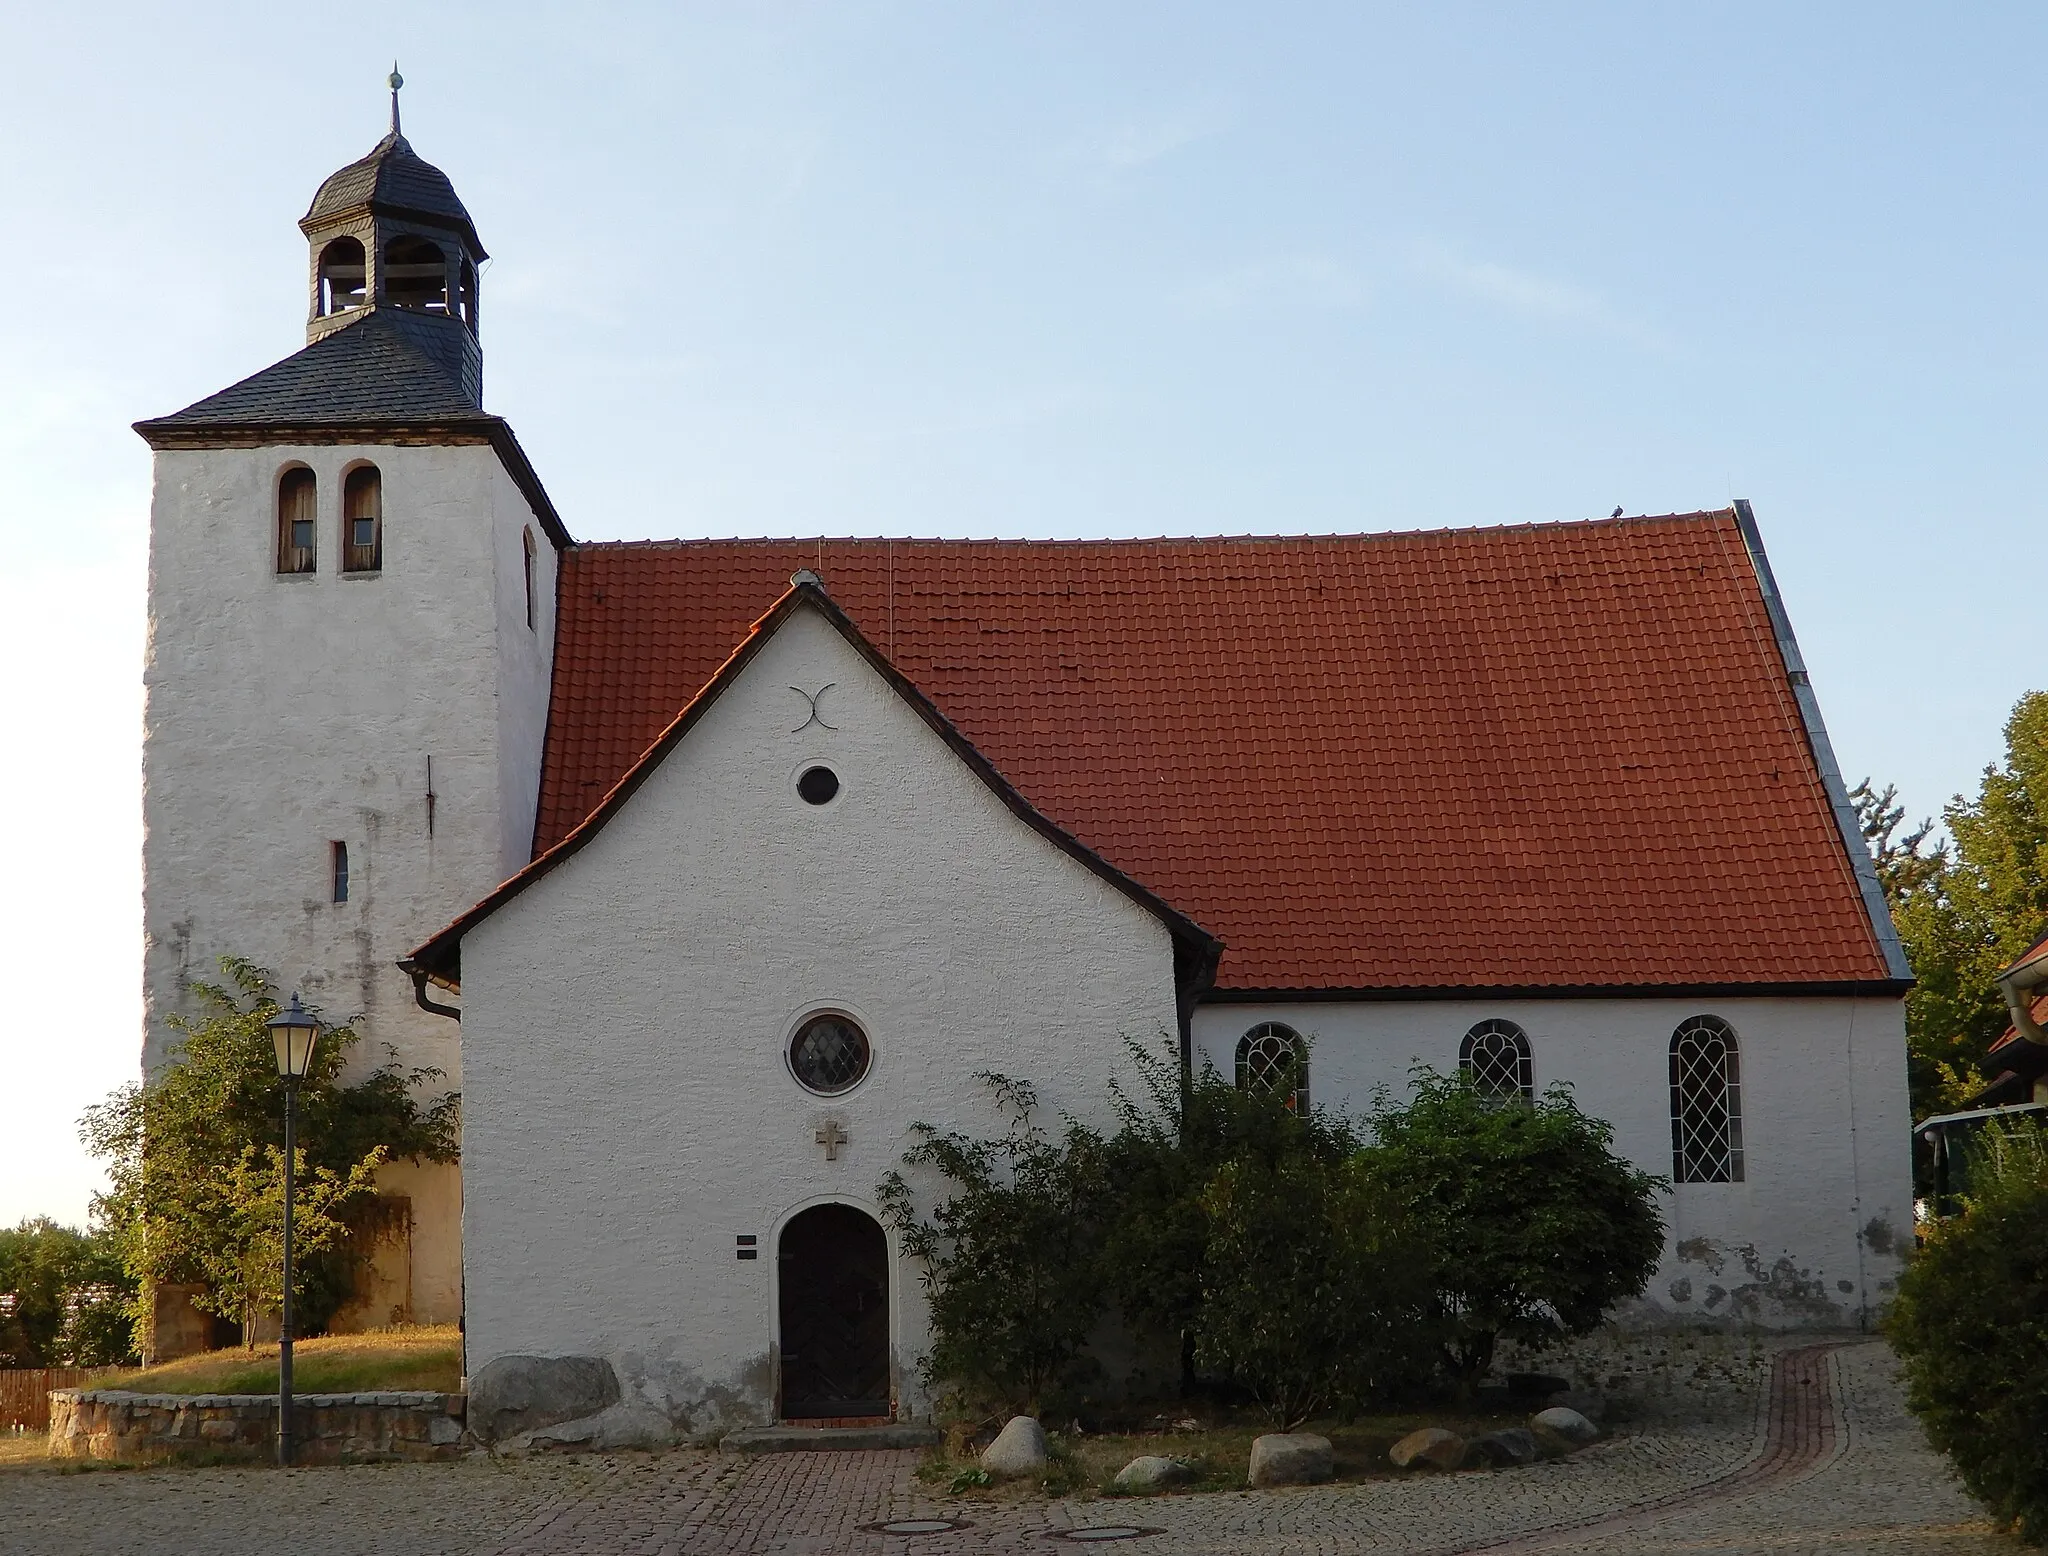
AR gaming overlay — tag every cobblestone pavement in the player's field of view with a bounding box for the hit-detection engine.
[0,1342,2013,1556]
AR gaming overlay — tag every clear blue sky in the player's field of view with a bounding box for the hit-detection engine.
[3,2,2041,1225]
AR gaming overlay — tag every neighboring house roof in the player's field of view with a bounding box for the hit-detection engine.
[531,510,1906,996]
[406,581,1223,998]
[1968,931,2048,1105]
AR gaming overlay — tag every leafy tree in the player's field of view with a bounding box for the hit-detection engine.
[1889,1116,2048,1542]
[1854,691,2048,1116]
[880,1074,1111,1414]
[1095,1037,1359,1394]
[80,957,459,1349]
[1359,1069,1666,1388]
[0,1218,135,1367]
[1192,1153,1430,1427]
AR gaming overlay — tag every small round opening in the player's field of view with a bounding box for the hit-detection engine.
[797,766,840,805]
[789,1013,871,1094]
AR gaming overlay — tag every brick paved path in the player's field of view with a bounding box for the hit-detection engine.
[0,1342,2013,1555]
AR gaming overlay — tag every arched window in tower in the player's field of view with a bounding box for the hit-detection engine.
[1236,1022,1308,1112]
[458,258,478,333]
[1460,1018,1533,1101]
[383,234,450,313]
[316,237,366,315]
[276,467,317,574]
[343,466,382,573]
[1670,1016,1745,1183]
[522,528,536,631]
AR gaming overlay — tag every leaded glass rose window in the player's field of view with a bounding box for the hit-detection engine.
[789,1013,871,1095]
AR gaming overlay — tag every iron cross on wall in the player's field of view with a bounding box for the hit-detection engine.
[815,1120,848,1161]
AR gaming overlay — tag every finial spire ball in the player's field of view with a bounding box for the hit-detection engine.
[390,62,403,93]
[388,61,404,135]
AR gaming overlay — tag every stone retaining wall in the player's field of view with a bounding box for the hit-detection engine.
[47,1388,469,1464]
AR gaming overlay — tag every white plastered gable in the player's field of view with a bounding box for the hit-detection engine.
[453,595,1187,1427]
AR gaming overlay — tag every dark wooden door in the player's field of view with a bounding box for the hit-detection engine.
[778,1203,890,1420]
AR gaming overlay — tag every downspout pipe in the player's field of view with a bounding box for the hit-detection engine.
[1996,957,2048,1047]
[404,961,462,1023]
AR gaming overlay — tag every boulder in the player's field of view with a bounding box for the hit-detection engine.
[1530,1406,1599,1446]
[1247,1432,1334,1487]
[1114,1454,1197,1491]
[1469,1427,1539,1468]
[981,1415,1049,1478]
[467,1355,621,1445]
[1388,1426,1466,1471]
[509,1401,676,1454]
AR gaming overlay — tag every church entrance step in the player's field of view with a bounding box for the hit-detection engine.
[721,1423,943,1454]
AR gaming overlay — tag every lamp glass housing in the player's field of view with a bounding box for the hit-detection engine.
[266,997,320,1080]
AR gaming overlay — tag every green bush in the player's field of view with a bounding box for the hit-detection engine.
[1193,1152,1431,1426]
[880,1074,1111,1413]
[1359,1069,1667,1386]
[1096,1040,1359,1393]
[1889,1118,2048,1544]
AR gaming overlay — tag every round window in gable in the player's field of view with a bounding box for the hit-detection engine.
[789,1013,871,1095]
[797,765,840,805]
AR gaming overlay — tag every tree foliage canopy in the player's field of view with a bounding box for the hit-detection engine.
[80,958,460,1345]
[0,1218,135,1367]
[1854,689,2048,1116]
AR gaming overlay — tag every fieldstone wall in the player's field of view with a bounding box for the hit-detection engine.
[47,1388,468,1464]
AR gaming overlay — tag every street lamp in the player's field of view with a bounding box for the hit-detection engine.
[265,993,320,1468]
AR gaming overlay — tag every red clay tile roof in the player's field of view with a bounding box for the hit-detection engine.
[534,512,1898,993]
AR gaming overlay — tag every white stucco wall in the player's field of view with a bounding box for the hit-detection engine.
[459,603,1182,1432]
[1193,995,1913,1328]
[142,438,557,1325]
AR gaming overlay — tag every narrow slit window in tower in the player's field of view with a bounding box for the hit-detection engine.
[331,841,350,904]
[317,237,366,315]
[522,528,536,631]
[277,468,317,573]
[343,466,382,572]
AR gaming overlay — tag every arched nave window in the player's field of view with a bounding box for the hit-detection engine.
[1460,1018,1533,1101]
[1670,1015,1745,1183]
[1236,1022,1308,1113]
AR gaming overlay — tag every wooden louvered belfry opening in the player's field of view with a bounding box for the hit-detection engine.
[343,466,382,573]
[276,468,317,574]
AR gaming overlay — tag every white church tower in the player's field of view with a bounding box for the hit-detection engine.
[135,78,565,1343]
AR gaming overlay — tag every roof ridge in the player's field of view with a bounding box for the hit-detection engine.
[566,511,1739,552]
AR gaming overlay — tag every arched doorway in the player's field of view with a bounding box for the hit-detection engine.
[778,1203,890,1421]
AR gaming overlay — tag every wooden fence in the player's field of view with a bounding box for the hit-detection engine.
[1,1367,136,1431]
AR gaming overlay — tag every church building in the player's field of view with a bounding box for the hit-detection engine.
[139,102,1913,1431]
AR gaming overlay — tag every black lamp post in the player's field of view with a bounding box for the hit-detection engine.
[265,993,320,1468]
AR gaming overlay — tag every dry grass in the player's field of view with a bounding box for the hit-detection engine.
[119,1325,461,1396]
[0,1431,50,1468]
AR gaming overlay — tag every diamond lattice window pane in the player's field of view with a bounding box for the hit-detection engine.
[1236,1022,1308,1112]
[1460,1019,1533,1101]
[1669,1017,1744,1183]
[790,1015,871,1095]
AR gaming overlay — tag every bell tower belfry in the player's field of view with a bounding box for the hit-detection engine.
[133,79,568,1355]
[301,69,486,402]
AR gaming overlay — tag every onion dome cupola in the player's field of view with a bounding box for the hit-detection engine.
[300,69,485,399]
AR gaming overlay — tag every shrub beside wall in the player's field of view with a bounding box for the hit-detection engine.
[1889,1120,2048,1545]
